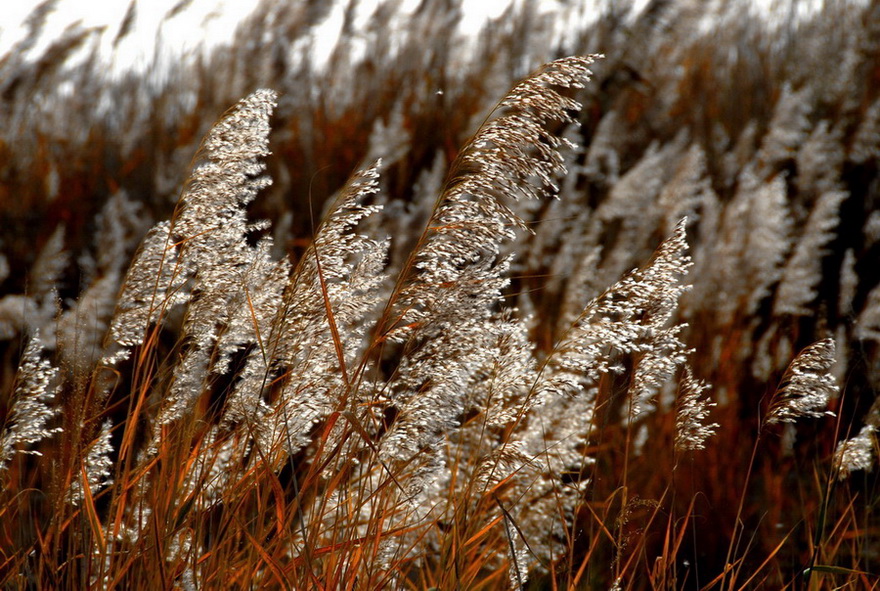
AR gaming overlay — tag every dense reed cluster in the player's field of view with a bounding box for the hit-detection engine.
[1,0,879,589]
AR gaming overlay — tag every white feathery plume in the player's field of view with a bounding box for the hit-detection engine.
[378,56,601,465]
[674,366,719,452]
[151,89,279,429]
[1,331,62,471]
[833,425,876,479]
[758,84,812,168]
[833,398,879,479]
[534,219,692,415]
[838,249,858,318]
[68,419,115,505]
[765,338,837,426]
[253,161,388,455]
[795,121,845,196]
[774,188,847,316]
[708,169,791,323]
[849,98,880,165]
[109,220,189,350]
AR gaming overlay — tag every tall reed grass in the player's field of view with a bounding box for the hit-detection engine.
[2,1,879,588]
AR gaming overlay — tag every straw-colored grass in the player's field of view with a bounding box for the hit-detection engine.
[1,1,878,588]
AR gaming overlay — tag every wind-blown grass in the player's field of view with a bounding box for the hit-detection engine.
[2,1,879,588]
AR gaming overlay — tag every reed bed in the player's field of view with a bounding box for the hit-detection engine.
[1,1,879,588]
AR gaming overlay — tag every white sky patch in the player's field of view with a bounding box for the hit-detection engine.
[457,0,517,37]
[307,0,346,68]
[0,0,257,77]
[0,0,859,76]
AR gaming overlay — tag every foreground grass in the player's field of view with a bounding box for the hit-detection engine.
[1,1,879,588]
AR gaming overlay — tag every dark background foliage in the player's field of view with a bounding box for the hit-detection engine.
[2,0,879,587]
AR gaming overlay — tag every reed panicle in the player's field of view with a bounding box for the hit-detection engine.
[1,331,62,470]
[2,1,879,587]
